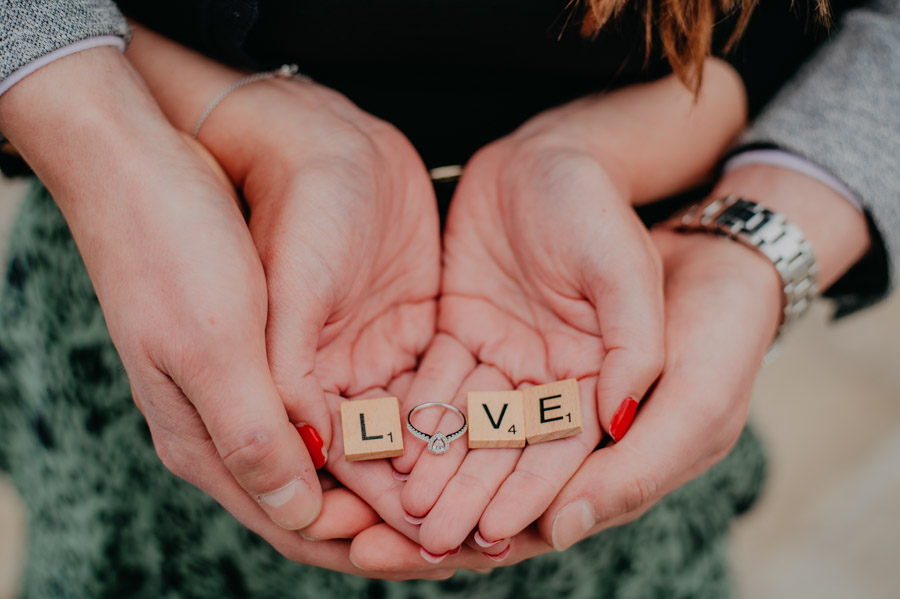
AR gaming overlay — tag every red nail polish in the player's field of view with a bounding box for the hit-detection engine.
[296,423,327,469]
[449,546,461,556]
[609,398,638,442]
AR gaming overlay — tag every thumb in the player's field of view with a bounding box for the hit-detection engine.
[586,223,664,442]
[179,337,324,530]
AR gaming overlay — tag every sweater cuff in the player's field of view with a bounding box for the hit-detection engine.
[0,35,125,98]
[0,0,130,82]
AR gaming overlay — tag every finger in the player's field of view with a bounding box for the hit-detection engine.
[351,523,551,571]
[174,336,323,530]
[263,276,333,469]
[299,487,382,541]
[476,378,601,543]
[414,367,520,554]
[401,364,508,521]
[391,333,476,474]
[418,442,520,554]
[143,408,363,573]
[463,530,512,562]
[145,389,454,580]
[538,271,760,551]
[586,213,664,442]
[324,389,424,544]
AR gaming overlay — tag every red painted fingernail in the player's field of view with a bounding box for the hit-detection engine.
[449,546,461,556]
[295,423,327,469]
[609,398,638,442]
[474,530,503,548]
[420,547,451,563]
[404,510,426,525]
[484,545,511,562]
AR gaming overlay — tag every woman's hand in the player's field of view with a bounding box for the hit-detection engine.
[347,161,872,573]
[390,135,659,558]
[387,60,747,558]
[125,26,443,547]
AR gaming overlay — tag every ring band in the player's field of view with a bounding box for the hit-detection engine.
[407,402,467,455]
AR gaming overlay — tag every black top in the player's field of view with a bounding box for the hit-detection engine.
[118,0,859,169]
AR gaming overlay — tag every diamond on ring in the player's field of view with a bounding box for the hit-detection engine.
[407,403,467,455]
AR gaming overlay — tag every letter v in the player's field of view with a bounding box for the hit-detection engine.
[482,403,509,429]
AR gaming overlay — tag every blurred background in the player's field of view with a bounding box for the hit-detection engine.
[1,177,898,598]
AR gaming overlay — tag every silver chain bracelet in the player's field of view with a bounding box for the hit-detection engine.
[191,64,307,139]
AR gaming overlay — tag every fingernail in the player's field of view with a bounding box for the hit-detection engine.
[349,552,369,571]
[551,499,596,551]
[449,546,461,556]
[609,397,638,442]
[256,477,319,530]
[392,468,410,482]
[296,423,328,469]
[404,510,426,525]
[484,545,511,562]
[474,530,503,548]
[298,530,318,542]
[420,547,451,564]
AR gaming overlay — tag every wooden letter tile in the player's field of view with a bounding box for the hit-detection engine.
[340,397,404,461]
[467,390,526,449]
[523,379,583,444]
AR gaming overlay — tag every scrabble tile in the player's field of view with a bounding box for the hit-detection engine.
[340,397,404,461]
[467,390,526,449]
[523,379,583,444]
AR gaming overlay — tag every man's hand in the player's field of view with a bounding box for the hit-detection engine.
[537,162,872,551]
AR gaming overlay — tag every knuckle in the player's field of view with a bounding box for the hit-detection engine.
[221,428,282,485]
[617,471,659,517]
[644,345,666,380]
[449,472,494,504]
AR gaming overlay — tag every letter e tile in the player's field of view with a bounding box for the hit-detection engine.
[522,379,583,444]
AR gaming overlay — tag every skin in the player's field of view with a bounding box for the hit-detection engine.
[394,60,747,555]
[346,164,871,572]
[0,45,452,581]
[2,26,871,580]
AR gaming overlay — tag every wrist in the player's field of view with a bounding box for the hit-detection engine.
[0,46,197,206]
[711,164,871,290]
[509,57,746,205]
[124,22,242,134]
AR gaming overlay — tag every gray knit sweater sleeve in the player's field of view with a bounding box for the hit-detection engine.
[0,0,129,83]
[738,0,900,312]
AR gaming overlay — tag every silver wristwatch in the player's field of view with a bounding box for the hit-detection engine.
[666,195,819,335]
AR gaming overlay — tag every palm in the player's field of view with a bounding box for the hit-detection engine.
[250,139,440,398]
[211,79,442,448]
[440,147,610,385]
[394,143,670,553]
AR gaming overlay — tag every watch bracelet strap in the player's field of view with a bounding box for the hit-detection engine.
[667,195,819,339]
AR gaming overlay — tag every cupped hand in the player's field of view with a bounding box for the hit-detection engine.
[345,220,784,573]
[198,74,441,436]
[177,59,448,550]
[391,133,666,556]
[535,226,782,550]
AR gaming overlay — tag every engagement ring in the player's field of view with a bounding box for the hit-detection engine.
[407,402,467,455]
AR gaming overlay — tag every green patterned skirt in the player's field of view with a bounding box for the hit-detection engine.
[0,181,767,598]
